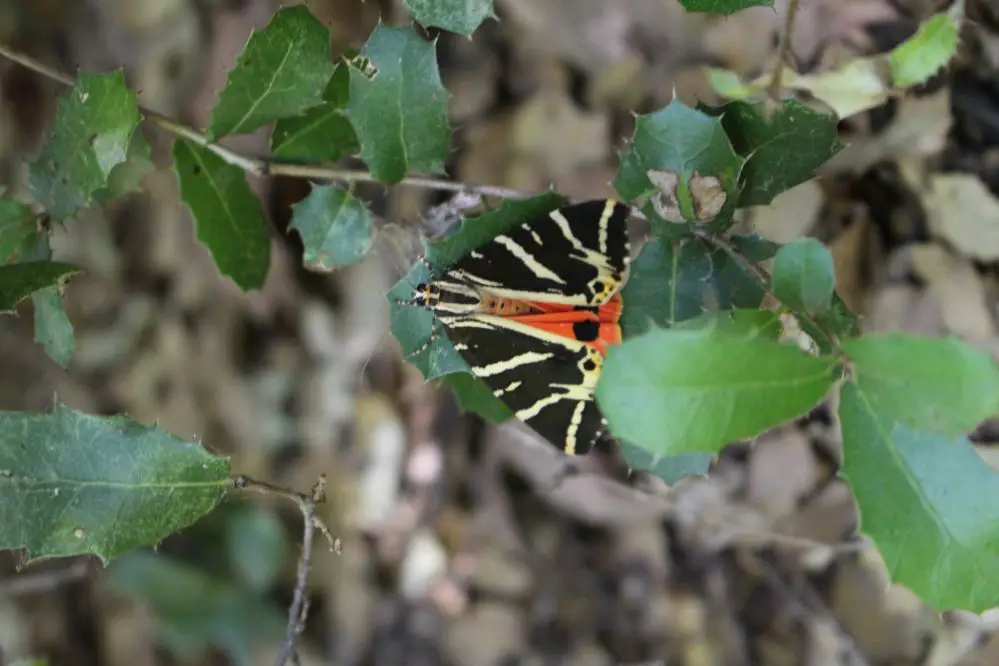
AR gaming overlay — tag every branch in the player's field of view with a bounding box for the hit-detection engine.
[232,474,341,666]
[0,558,92,597]
[767,0,801,101]
[0,43,525,200]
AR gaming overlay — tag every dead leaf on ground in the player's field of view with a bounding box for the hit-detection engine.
[923,173,999,261]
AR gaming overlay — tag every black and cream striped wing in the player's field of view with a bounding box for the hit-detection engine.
[444,314,608,455]
[442,199,631,307]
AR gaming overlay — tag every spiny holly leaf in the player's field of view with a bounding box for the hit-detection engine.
[672,308,783,339]
[347,26,451,184]
[405,0,496,36]
[619,237,765,337]
[679,0,773,14]
[290,185,373,270]
[172,139,270,291]
[270,64,358,162]
[844,333,999,435]
[0,261,80,313]
[389,191,565,380]
[94,131,155,206]
[614,100,744,234]
[890,7,961,89]
[0,200,36,263]
[446,372,513,423]
[207,6,335,140]
[32,287,74,368]
[0,403,230,564]
[839,382,999,612]
[109,550,283,665]
[772,238,836,315]
[596,327,837,455]
[28,71,141,222]
[708,100,842,207]
[620,440,711,484]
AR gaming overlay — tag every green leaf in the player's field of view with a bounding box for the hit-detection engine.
[445,372,513,423]
[596,328,836,455]
[771,237,836,315]
[172,139,270,291]
[206,6,335,140]
[839,382,999,612]
[614,100,744,234]
[672,308,783,339]
[844,333,999,435]
[710,100,842,207]
[110,551,283,666]
[28,71,142,222]
[405,0,495,36]
[0,261,80,313]
[346,25,451,184]
[290,185,373,269]
[620,440,711,484]
[226,506,288,593]
[32,287,75,368]
[270,64,358,162]
[619,237,766,337]
[729,233,780,262]
[678,0,773,14]
[0,403,230,564]
[0,199,36,263]
[890,10,960,89]
[94,131,155,206]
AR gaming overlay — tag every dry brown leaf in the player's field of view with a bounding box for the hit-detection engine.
[746,180,825,243]
[924,174,999,261]
[511,85,609,180]
[911,243,997,342]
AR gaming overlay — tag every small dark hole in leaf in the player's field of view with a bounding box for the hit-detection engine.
[192,165,202,176]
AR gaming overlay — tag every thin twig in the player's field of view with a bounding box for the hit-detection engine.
[767,0,801,101]
[232,474,340,666]
[0,42,528,200]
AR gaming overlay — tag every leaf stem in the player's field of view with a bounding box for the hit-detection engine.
[232,474,340,666]
[0,43,526,200]
[767,0,800,101]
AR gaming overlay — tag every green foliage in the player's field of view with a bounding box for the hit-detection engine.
[109,550,284,666]
[32,287,75,368]
[614,100,744,233]
[0,199,37,262]
[290,185,373,269]
[0,261,79,313]
[207,6,335,140]
[270,64,358,162]
[771,238,836,315]
[620,238,766,337]
[226,506,289,593]
[709,100,843,207]
[843,334,999,435]
[172,140,271,290]
[890,9,960,88]
[679,0,773,14]
[0,403,230,564]
[0,0,992,619]
[346,26,451,184]
[28,71,142,221]
[839,384,999,612]
[406,0,496,36]
[596,328,838,455]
